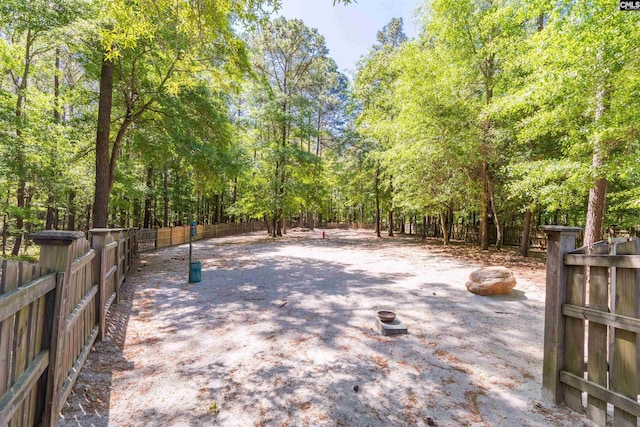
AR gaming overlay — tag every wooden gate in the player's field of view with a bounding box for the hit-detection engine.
[542,226,640,426]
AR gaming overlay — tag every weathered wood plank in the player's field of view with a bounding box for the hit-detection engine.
[0,350,48,426]
[611,240,639,426]
[0,274,56,323]
[43,267,72,427]
[563,305,640,334]
[0,261,19,397]
[0,261,19,294]
[564,263,586,413]
[59,326,98,409]
[27,295,46,425]
[10,303,31,426]
[586,244,609,426]
[560,371,640,417]
[541,226,581,404]
[565,254,640,269]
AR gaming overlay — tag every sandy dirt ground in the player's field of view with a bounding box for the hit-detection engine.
[59,228,595,426]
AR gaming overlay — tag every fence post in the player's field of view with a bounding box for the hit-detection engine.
[111,229,123,303]
[541,225,582,404]
[32,230,85,427]
[89,229,111,341]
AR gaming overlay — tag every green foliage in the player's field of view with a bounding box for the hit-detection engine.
[1,0,639,253]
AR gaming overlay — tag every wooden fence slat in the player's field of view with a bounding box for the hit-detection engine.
[0,261,20,405]
[27,292,44,427]
[564,260,586,413]
[0,275,56,323]
[541,226,582,403]
[58,325,98,409]
[11,304,30,427]
[0,350,48,426]
[611,240,639,426]
[586,244,610,426]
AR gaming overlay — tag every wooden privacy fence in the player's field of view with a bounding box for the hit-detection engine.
[542,226,640,426]
[0,228,137,426]
[139,221,266,252]
[0,220,263,425]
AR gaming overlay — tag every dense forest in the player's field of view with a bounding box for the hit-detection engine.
[1,0,639,257]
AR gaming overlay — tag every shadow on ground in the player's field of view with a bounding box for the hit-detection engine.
[60,229,590,427]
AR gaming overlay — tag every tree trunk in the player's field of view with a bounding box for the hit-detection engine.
[439,210,449,245]
[54,47,61,122]
[487,178,502,250]
[67,191,76,231]
[422,215,427,240]
[584,53,609,247]
[537,12,545,32]
[23,191,33,255]
[133,197,140,228]
[480,160,489,250]
[375,164,381,238]
[45,47,62,231]
[232,177,238,223]
[163,163,169,227]
[388,176,394,237]
[10,181,25,256]
[316,108,322,157]
[144,166,153,228]
[266,215,273,236]
[92,55,114,228]
[11,32,33,256]
[584,178,607,246]
[520,207,532,257]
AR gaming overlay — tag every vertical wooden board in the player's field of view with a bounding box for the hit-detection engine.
[24,296,42,427]
[0,261,20,396]
[564,263,586,413]
[1,261,19,293]
[31,296,46,426]
[610,239,639,426]
[612,271,637,425]
[11,304,32,427]
[586,244,610,426]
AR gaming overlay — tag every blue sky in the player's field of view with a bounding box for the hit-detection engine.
[277,0,422,77]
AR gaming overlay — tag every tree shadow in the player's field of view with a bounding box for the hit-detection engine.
[59,230,589,426]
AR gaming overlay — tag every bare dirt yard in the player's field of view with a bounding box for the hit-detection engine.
[59,228,594,426]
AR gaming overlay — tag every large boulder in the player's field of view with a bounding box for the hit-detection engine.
[466,266,516,296]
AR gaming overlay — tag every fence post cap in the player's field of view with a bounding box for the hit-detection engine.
[31,230,85,246]
[89,228,112,235]
[540,225,582,235]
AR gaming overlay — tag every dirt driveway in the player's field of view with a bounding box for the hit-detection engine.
[59,229,593,426]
